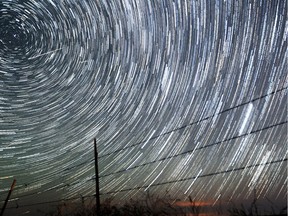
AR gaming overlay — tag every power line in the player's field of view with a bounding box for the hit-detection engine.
[1,87,286,203]
[1,120,286,203]
[97,121,287,178]
[13,120,284,201]
[3,86,285,195]
[0,172,92,198]
[5,195,95,209]
[0,161,94,196]
[101,158,287,195]
[0,181,83,202]
[3,158,286,209]
[99,86,287,158]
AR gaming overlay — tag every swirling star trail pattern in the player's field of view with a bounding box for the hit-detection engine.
[0,0,287,215]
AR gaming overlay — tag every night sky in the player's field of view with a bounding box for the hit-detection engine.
[0,0,287,215]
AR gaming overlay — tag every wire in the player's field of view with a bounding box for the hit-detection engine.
[3,158,286,209]
[98,86,287,158]
[5,195,95,209]
[1,120,286,203]
[97,121,287,178]
[1,87,286,204]
[6,86,286,194]
[101,158,287,194]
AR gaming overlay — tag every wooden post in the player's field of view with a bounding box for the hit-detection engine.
[94,138,100,215]
[0,179,16,216]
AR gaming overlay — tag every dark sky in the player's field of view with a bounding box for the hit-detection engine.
[0,0,287,215]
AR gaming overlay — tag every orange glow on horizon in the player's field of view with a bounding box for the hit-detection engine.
[173,200,215,207]
[185,214,218,216]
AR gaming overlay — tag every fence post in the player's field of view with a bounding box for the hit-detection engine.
[94,138,100,215]
[0,179,16,216]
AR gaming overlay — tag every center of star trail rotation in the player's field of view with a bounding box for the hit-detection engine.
[0,0,287,215]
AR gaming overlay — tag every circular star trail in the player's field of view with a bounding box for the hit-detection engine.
[0,0,287,215]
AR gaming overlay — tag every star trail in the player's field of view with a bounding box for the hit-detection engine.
[0,0,287,215]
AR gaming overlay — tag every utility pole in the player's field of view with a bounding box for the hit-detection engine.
[0,179,16,216]
[94,138,100,215]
